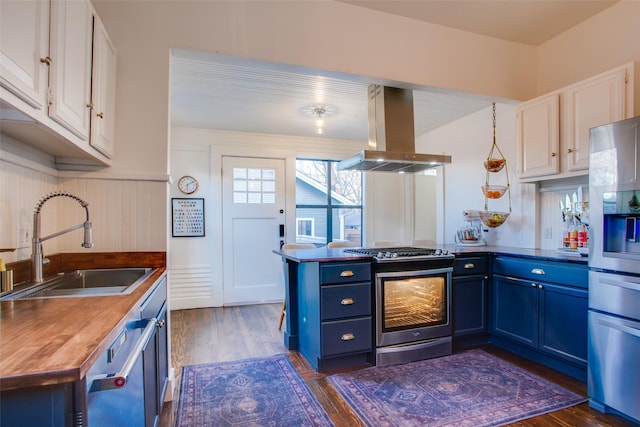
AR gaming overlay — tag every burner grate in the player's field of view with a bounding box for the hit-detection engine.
[344,247,437,257]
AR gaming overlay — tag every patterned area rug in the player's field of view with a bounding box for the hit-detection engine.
[328,349,587,427]
[176,354,333,426]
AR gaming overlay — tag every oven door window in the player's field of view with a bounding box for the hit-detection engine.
[380,274,448,332]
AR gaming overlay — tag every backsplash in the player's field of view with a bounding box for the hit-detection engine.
[1,159,168,265]
[538,179,590,250]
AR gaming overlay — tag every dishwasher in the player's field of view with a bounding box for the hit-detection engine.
[86,315,157,426]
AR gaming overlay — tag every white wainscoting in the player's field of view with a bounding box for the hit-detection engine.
[169,264,217,310]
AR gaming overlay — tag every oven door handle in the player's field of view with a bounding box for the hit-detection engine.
[89,317,157,392]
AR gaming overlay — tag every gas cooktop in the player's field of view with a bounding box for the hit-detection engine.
[344,246,452,261]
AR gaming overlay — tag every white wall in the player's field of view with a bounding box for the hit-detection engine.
[537,0,640,94]
[418,104,537,248]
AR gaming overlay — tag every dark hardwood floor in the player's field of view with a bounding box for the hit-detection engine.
[160,303,637,427]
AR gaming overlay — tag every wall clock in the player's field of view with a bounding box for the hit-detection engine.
[178,175,199,194]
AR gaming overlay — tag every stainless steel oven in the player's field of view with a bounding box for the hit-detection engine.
[344,247,454,366]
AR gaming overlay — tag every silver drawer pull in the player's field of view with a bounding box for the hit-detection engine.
[531,268,545,275]
[341,298,354,305]
[464,263,475,269]
[341,333,355,341]
[340,270,354,277]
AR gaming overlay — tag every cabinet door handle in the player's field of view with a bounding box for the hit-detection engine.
[340,270,354,277]
[341,333,355,341]
[551,152,557,157]
[464,263,475,269]
[531,283,537,288]
[40,56,52,65]
[567,148,574,153]
[340,298,354,305]
[96,112,104,119]
[538,284,544,289]
[531,268,545,275]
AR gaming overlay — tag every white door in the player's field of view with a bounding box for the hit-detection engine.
[222,157,286,305]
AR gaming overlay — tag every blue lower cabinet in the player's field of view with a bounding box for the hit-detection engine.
[298,261,373,372]
[491,275,539,348]
[452,256,489,348]
[490,256,588,381]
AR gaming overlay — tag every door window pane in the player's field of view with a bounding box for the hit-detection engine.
[233,167,276,204]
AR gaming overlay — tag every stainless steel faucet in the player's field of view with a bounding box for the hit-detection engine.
[32,191,93,283]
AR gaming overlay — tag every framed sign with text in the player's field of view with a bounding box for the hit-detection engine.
[172,198,205,237]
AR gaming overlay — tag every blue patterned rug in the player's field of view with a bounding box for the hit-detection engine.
[328,349,587,427]
[176,354,333,426]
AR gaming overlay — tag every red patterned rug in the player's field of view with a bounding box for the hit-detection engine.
[176,354,333,426]
[328,349,587,427]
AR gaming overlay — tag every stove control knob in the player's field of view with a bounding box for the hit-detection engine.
[434,249,442,255]
[391,252,398,258]
[442,249,449,255]
[385,251,393,258]
[377,251,384,258]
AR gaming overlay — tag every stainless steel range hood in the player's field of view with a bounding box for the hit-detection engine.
[338,85,451,173]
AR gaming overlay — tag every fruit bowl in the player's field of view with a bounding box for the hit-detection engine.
[479,211,510,228]
[484,158,506,172]
[481,185,507,199]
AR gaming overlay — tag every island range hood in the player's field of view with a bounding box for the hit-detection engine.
[338,85,451,173]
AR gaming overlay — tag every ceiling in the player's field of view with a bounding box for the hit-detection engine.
[170,1,618,142]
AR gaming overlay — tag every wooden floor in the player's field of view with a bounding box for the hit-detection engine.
[160,303,637,427]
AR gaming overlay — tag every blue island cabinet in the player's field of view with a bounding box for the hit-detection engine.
[297,261,373,372]
[490,256,588,381]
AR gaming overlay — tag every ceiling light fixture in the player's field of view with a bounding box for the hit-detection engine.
[313,106,326,135]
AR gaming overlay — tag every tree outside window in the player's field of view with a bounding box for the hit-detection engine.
[295,159,362,246]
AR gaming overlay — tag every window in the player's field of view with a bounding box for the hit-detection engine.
[297,218,315,237]
[232,167,276,204]
[295,159,363,245]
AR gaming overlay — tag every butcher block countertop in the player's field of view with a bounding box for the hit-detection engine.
[0,252,166,391]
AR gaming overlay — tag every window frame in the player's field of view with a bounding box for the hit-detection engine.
[295,159,363,245]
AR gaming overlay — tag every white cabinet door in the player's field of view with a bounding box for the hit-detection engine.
[48,0,93,140]
[0,0,49,109]
[517,93,560,179]
[563,68,628,172]
[89,15,117,158]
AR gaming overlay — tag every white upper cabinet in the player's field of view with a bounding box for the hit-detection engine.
[89,15,117,158]
[517,63,635,182]
[563,67,627,173]
[0,0,116,168]
[517,93,560,179]
[0,0,49,110]
[48,0,93,140]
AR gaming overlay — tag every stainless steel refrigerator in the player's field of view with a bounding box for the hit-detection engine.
[588,115,640,423]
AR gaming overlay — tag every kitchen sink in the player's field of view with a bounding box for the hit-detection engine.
[0,268,154,300]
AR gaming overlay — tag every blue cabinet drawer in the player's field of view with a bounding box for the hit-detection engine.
[493,256,587,288]
[321,283,371,320]
[453,256,487,276]
[320,262,371,285]
[321,317,372,357]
